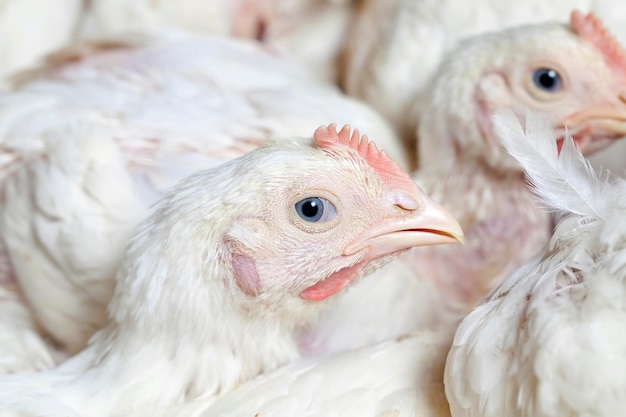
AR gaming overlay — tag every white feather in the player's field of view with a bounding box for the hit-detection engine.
[494,111,602,217]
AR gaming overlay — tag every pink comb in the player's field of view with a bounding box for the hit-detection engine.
[314,124,414,190]
[570,10,626,72]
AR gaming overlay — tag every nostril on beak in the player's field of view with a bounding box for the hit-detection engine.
[619,93,626,105]
[388,190,419,211]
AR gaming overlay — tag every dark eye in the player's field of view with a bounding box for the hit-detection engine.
[294,197,336,223]
[532,68,562,92]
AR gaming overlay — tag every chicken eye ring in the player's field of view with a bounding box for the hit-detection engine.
[532,68,562,92]
[294,197,336,223]
[287,189,341,234]
[524,61,569,101]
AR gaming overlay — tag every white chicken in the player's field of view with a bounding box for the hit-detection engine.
[0,124,462,417]
[303,10,626,355]
[445,111,626,417]
[0,33,405,367]
[342,1,626,147]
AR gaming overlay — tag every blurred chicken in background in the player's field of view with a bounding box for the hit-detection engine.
[0,0,354,86]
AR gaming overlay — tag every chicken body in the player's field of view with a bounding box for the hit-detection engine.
[131,329,452,417]
[0,126,461,417]
[304,11,626,354]
[445,113,626,417]
[0,34,404,364]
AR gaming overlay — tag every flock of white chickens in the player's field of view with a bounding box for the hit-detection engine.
[0,1,626,416]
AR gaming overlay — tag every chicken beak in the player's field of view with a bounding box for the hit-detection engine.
[343,193,464,258]
[559,104,626,154]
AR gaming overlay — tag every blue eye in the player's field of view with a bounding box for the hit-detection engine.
[295,197,336,223]
[532,68,562,92]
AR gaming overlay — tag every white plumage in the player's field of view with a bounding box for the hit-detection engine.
[145,330,452,417]
[445,111,626,416]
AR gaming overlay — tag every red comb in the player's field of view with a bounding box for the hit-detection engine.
[314,124,414,189]
[570,10,626,72]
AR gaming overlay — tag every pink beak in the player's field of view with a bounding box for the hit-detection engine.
[343,190,464,257]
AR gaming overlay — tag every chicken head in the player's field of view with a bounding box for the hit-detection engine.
[418,10,626,172]
[221,124,463,319]
[111,124,463,335]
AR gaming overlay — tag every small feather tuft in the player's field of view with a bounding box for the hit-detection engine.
[570,10,626,74]
[314,124,414,189]
[494,111,603,217]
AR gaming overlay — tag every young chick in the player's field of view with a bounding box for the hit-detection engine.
[0,34,404,362]
[445,112,626,417]
[0,125,462,417]
[304,11,626,354]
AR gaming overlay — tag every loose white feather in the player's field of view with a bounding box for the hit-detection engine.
[494,111,602,217]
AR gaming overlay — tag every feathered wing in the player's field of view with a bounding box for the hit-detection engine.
[494,111,602,216]
[0,127,147,353]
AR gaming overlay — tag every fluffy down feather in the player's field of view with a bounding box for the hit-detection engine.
[445,111,626,417]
